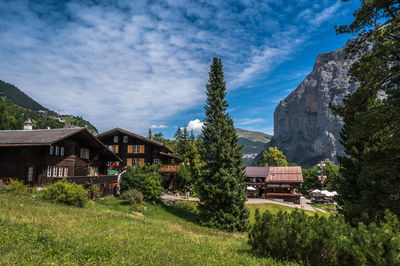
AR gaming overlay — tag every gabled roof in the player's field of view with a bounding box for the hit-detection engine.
[0,128,84,146]
[245,166,303,183]
[245,166,269,177]
[97,127,172,153]
[0,128,121,161]
[266,166,303,183]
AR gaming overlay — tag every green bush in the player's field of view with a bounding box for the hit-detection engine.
[42,180,88,207]
[120,165,163,202]
[121,189,143,206]
[141,176,163,202]
[249,209,400,266]
[1,179,30,194]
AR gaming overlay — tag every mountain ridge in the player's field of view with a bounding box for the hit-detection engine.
[236,128,272,166]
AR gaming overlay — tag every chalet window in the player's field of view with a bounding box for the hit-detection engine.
[47,166,52,177]
[55,146,59,156]
[127,145,133,154]
[123,136,128,143]
[113,145,119,154]
[27,167,33,182]
[133,145,139,154]
[133,158,139,165]
[95,167,98,176]
[127,158,133,167]
[153,159,160,164]
[114,136,119,143]
[58,167,63,177]
[80,148,90,159]
[94,153,99,160]
[60,146,65,156]
[50,145,54,155]
[53,166,58,177]
[139,158,145,165]
[139,145,145,153]
[108,145,113,151]
[64,167,68,177]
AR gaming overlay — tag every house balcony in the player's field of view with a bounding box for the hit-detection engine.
[159,164,179,173]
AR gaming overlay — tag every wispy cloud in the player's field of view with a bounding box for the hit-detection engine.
[151,125,167,129]
[236,118,265,126]
[0,0,346,134]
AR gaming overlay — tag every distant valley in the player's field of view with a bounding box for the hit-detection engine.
[236,128,272,166]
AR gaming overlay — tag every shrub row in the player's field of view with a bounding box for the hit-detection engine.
[249,209,400,266]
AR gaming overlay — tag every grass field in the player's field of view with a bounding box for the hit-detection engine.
[0,192,301,265]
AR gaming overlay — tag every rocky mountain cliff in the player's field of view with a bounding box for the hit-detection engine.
[268,41,358,167]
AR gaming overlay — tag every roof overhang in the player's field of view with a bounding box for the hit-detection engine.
[160,151,182,161]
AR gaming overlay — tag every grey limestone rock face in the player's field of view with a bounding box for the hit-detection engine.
[268,43,358,167]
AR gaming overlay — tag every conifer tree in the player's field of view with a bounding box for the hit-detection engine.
[335,0,400,225]
[198,57,249,231]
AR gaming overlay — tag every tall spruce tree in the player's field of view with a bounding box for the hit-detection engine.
[198,57,249,231]
[335,0,400,225]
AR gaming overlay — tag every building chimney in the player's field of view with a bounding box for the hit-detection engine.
[24,119,33,130]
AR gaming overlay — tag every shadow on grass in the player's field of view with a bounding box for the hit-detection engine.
[158,201,201,225]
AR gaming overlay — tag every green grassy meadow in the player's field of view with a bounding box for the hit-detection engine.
[0,192,302,265]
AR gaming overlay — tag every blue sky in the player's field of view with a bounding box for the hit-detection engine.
[0,0,359,137]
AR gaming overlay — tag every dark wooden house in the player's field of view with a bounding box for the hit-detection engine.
[0,128,121,195]
[245,166,303,203]
[96,128,181,187]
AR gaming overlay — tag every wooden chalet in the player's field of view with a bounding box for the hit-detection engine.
[96,128,182,187]
[245,166,303,203]
[0,128,121,195]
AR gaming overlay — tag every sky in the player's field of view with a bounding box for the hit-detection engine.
[0,0,360,138]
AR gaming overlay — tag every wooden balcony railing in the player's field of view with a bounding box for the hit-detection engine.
[55,175,118,185]
[159,164,179,173]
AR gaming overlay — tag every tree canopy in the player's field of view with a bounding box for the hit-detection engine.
[197,57,249,231]
[257,146,289,167]
[335,0,400,225]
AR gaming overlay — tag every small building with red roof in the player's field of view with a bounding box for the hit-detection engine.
[245,166,303,203]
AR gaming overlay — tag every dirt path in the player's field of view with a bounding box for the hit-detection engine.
[161,194,316,212]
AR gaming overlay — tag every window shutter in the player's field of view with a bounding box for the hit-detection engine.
[127,145,133,154]
[139,145,145,153]
[139,158,145,165]
[113,145,119,154]
[127,158,133,167]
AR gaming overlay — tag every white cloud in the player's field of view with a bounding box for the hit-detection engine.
[186,119,204,132]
